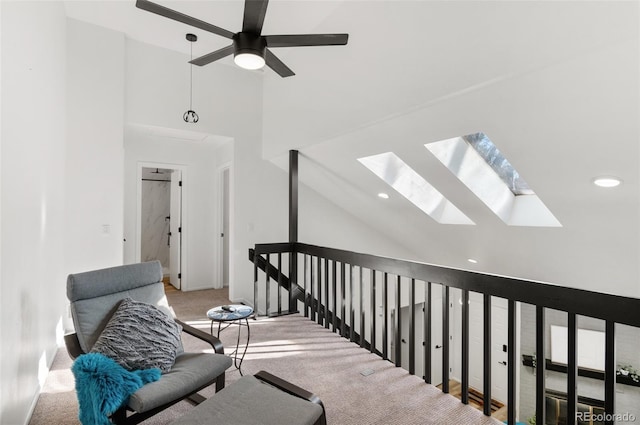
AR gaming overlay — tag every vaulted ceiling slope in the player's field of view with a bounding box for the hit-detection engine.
[65,1,639,297]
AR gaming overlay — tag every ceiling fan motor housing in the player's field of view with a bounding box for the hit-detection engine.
[233,32,266,60]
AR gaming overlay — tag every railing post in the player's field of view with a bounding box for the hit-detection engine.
[303,254,309,317]
[350,265,355,342]
[253,253,259,316]
[360,266,365,348]
[535,306,546,424]
[424,282,432,383]
[507,300,517,425]
[277,253,282,315]
[370,270,376,353]
[395,275,402,367]
[604,320,616,425]
[567,313,578,425]
[383,273,388,360]
[341,262,346,337]
[288,150,298,314]
[265,253,271,316]
[409,278,415,375]
[324,259,330,330]
[442,285,450,393]
[333,260,338,332]
[310,256,316,322]
[317,258,322,326]
[461,289,469,405]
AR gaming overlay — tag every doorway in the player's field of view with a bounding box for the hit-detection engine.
[140,166,183,289]
[218,164,231,288]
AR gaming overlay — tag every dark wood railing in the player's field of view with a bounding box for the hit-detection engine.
[252,242,640,425]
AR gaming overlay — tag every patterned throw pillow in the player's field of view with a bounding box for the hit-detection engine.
[91,297,182,373]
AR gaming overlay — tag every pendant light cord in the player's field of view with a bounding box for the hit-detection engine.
[189,42,193,110]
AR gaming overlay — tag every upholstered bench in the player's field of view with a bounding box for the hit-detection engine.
[170,371,326,425]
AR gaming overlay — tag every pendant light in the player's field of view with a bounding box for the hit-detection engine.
[183,33,199,123]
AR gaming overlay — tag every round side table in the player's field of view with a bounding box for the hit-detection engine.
[206,304,254,375]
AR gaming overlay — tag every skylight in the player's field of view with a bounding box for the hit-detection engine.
[425,133,561,227]
[358,152,474,225]
[463,133,534,195]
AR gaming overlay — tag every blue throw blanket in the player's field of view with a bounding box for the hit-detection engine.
[72,353,161,425]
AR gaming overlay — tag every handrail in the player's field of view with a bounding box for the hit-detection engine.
[251,241,640,425]
[293,242,640,327]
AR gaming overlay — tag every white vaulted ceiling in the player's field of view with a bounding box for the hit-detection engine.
[64,1,639,296]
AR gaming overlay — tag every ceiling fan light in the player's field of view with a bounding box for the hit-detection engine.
[234,52,265,70]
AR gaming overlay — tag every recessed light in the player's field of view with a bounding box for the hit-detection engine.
[593,176,622,188]
[467,258,478,264]
[377,192,389,199]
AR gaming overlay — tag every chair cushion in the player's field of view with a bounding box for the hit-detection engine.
[168,375,324,425]
[91,297,182,373]
[67,261,175,353]
[128,352,233,413]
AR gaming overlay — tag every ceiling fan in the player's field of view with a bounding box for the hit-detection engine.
[136,0,349,77]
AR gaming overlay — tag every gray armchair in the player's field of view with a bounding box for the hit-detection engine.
[64,261,232,425]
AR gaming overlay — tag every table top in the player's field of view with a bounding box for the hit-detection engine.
[207,304,254,321]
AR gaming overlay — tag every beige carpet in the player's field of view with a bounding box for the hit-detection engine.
[29,288,502,425]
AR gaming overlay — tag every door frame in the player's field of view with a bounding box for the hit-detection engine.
[215,162,233,290]
[136,161,188,290]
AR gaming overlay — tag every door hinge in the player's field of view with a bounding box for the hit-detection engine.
[178,227,182,233]
[178,273,182,279]
[179,181,182,187]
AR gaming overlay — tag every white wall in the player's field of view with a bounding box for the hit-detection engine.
[65,18,125,276]
[0,2,67,423]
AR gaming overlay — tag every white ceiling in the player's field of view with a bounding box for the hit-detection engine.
[64,0,640,296]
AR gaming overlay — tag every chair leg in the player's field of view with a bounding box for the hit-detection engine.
[215,373,226,393]
[111,407,128,424]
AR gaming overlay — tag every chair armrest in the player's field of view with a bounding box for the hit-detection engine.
[175,319,225,354]
[254,370,324,407]
[64,333,85,360]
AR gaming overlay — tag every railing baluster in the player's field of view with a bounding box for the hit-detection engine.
[383,273,388,360]
[317,258,322,326]
[277,253,282,315]
[303,254,309,317]
[424,281,432,383]
[507,299,517,425]
[253,254,258,316]
[483,294,492,416]
[350,265,355,343]
[409,278,415,375]
[567,313,578,425]
[370,270,376,353]
[535,306,546,424]
[333,260,338,332]
[360,266,365,348]
[395,275,402,367]
[324,259,330,329]
[461,289,469,404]
[341,262,346,337]
[604,320,616,425]
[310,256,316,322]
[442,285,450,393]
[265,253,271,317]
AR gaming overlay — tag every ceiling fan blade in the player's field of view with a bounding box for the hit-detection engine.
[242,0,269,34]
[136,0,235,39]
[190,45,235,66]
[265,49,295,78]
[265,34,349,48]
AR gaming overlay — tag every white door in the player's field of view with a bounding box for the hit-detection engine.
[169,170,182,289]
[469,295,484,393]
[222,168,230,286]
[491,302,508,404]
